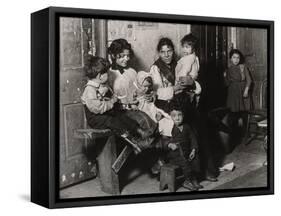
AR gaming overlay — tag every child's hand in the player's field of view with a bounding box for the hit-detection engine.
[99,86,109,96]
[174,89,183,95]
[130,104,139,111]
[189,148,196,161]
[168,143,178,151]
[112,95,118,103]
[173,83,186,93]
[155,112,163,121]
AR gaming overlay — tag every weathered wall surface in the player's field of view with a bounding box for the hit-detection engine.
[108,20,190,71]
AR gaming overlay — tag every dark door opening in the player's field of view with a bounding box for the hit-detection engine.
[191,25,228,113]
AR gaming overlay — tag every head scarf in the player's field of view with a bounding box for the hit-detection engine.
[153,57,177,84]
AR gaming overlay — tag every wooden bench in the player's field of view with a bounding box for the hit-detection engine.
[74,128,135,195]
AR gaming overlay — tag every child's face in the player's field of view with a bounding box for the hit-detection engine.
[142,79,153,93]
[116,49,130,68]
[170,110,184,126]
[96,72,108,84]
[182,43,193,55]
[231,53,240,65]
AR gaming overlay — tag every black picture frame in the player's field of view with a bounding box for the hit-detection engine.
[31,6,274,209]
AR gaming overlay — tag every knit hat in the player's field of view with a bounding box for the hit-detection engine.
[136,71,152,87]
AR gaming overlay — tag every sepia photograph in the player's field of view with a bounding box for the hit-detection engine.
[58,16,270,199]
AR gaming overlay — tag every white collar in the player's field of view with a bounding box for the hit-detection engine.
[87,79,100,88]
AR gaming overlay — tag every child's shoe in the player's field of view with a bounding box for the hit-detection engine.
[182,179,198,191]
[151,159,165,175]
[205,174,218,182]
[192,179,203,189]
[120,132,142,154]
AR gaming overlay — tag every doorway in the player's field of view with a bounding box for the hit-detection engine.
[191,25,228,113]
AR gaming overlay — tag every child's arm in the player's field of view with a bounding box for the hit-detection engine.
[156,107,169,118]
[175,55,196,82]
[81,86,116,114]
[186,125,198,161]
[223,70,231,87]
[193,81,202,95]
[98,85,109,96]
[243,66,252,98]
[194,56,200,79]
[185,124,198,151]
[168,143,178,151]
[156,135,172,150]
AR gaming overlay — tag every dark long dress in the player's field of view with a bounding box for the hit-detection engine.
[225,64,252,112]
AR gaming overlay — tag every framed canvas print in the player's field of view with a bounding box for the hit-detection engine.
[31,6,274,208]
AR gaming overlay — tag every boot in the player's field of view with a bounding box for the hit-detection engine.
[182,179,198,191]
[192,179,203,189]
[151,158,165,175]
[205,175,218,182]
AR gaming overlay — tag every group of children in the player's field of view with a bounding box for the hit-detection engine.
[81,32,251,191]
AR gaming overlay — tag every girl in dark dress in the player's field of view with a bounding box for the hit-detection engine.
[224,49,252,133]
